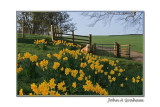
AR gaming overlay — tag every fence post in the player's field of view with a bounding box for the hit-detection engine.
[22,21,24,39]
[51,25,53,41]
[114,42,120,57]
[114,42,117,57]
[72,30,74,44]
[92,43,96,54]
[128,44,131,58]
[89,34,92,49]
[117,43,120,57]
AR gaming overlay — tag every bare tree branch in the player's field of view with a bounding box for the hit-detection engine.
[81,11,144,33]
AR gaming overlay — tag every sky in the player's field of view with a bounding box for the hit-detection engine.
[67,12,144,35]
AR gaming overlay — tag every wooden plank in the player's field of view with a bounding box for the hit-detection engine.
[74,34,89,38]
[96,44,113,45]
[120,51,129,53]
[120,53,129,55]
[120,50,128,52]
[74,38,89,41]
[120,45,129,46]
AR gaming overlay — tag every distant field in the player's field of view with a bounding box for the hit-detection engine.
[92,35,144,53]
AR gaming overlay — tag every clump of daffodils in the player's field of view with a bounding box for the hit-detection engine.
[29,78,61,96]
[34,39,47,45]
[34,39,47,50]
[53,40,82,50]
[53,62,60,70]
[16,66,23,73]
[40,59,48,71]
[83,80,108,96]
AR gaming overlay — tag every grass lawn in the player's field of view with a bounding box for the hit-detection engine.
[17,34,58,59]
[92,35,144,53]
[16,33,144,96]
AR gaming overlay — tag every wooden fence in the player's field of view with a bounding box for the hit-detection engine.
[51,25,130,58]
[114,42,130,58]
[92,42,130,58]
[92,43,113,56]
[51,25,92,47]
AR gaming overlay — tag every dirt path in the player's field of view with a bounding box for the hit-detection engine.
[96,46,144,62]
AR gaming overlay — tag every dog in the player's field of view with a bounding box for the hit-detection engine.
[81,44,90,53]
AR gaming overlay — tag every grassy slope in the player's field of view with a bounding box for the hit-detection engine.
[17,34,59,60]
[92,35,144,53]
[17,33,143,95]
[17,34,60,94]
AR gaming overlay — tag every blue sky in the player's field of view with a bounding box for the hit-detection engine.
[67,12,144,35]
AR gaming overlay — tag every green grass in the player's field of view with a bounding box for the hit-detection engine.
[17,33,59,59]
[92,35,144,53]
[55,34,144,53]
[17,33,144,95]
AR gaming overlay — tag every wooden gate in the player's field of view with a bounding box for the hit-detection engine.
[114,42,130,58]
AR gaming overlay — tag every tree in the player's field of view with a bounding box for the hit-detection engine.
[16,12,76,35]
[81,11,144,32]
[17,12,33,34]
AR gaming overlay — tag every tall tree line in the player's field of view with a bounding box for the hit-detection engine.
[16,12,76,35]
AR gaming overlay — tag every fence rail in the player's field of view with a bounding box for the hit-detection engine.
[74,34,89,38]
[51,25,92,47]
[95,43,113,45]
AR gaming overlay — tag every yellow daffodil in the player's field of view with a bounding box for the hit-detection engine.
[30,55,38,62]
[110,70,115,75]
[47,54,51,58]
[19,89,23,96]
[132,77,136,83]
[53,62,60,70]
[141,78,144,82]
[72,82,76,88]
[120,83,124,87]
